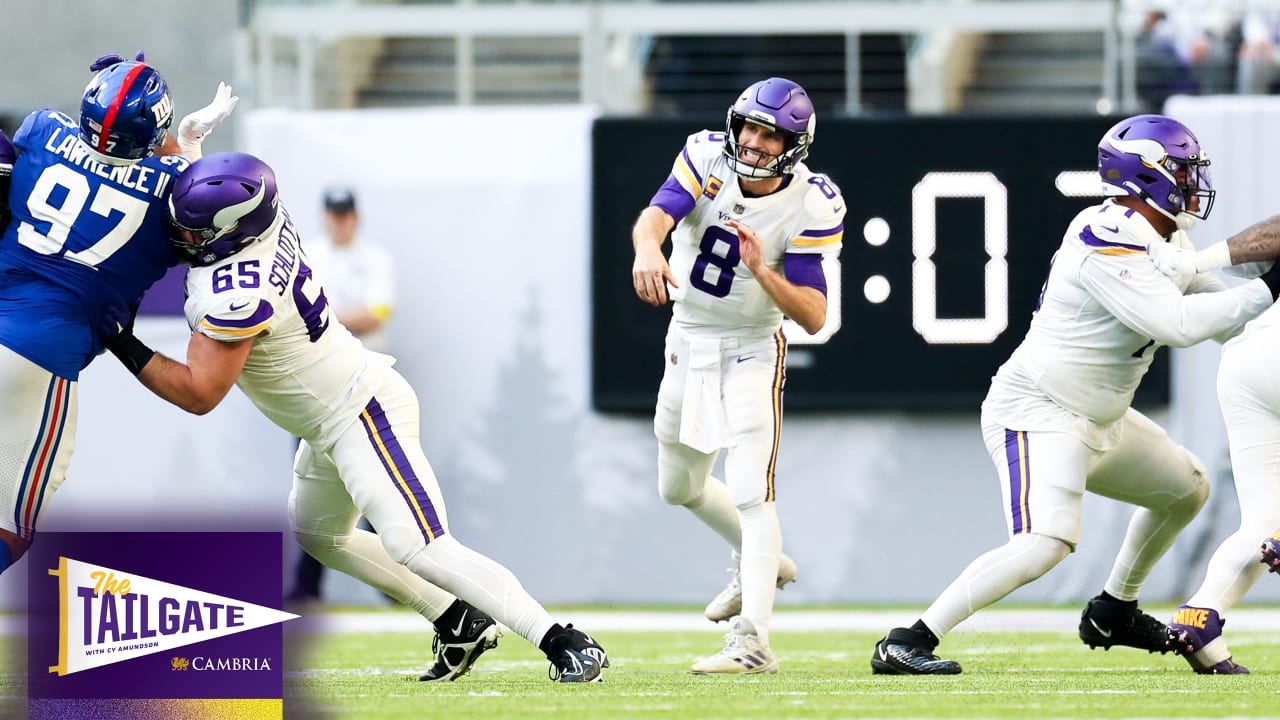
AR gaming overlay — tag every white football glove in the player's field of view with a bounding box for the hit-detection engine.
[1149,240,1231,277]
[177,82,239,160]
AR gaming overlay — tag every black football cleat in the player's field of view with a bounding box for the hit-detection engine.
[545,624,609,683]
[1078,595,1170,653]
[419,608,502,682]
[870,627,962,675]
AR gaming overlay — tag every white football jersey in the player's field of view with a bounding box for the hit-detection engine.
[983,200,1274,444]
[183,211,392,447]
[663,130,845,337]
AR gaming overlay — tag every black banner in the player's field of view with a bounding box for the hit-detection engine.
[591,115,1170,412]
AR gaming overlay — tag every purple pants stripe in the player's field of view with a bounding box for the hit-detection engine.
[765,329,787,502]
[359,397,445,541]
[1004,429,1032,534]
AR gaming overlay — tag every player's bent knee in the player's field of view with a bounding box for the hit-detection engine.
[291,529,348,563]
[1016,533,1072,581]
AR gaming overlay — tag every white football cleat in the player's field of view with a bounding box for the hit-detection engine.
[691,616,779,675]
[704,551,797,623]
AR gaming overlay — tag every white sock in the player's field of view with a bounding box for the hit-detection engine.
[1104,490,1204,601]
[922,533,1069,637]
[295,526,455,621]
[685,475,743,548]
[737,502,781,645]
[403,535,556,648]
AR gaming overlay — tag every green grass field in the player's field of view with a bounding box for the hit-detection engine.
[284,610,1280,720]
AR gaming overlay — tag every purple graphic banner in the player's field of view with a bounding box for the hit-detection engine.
[27,532,286,706]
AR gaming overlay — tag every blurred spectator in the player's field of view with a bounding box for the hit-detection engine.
[1238,10,1280,94]
[1135,11,1201,112]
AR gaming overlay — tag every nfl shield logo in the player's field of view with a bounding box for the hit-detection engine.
[733,203,746,215]
[670,353,678,365]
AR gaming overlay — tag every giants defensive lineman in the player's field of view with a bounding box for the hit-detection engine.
[873,114,1280,675]
[0,55,234,576]
[105,153,609,683]
[1148,193,1280,673]
[632,77,844,673]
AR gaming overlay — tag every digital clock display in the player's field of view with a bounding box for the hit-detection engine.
[590,115,1170,411]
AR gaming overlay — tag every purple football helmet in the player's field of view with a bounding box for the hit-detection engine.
[1098,114,1214,222]
[169,152,280,266]
[723,77,816,179]
[80,60,173,163]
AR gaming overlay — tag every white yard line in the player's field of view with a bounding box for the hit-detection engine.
[280,607,1280,635]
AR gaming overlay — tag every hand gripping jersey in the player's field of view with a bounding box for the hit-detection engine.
[0,110,188,379]
[183,210,391,447]
[983,200,1274,445]
[656,130,845,337]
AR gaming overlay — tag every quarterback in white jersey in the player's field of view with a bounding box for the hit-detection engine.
[105,153,609,683]
[1151,204,1280,673]
[872,115,1280,676]
[632,77,843,674]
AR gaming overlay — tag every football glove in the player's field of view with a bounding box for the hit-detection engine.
[89,50,145,72]
[1150,240,1231,277]
[177,82,239,161]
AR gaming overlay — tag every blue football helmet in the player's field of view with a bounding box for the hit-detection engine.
[169,152,280,266]
[723,77,816,179]
[80,60,173,163]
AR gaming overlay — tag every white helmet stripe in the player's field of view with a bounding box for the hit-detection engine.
[212,175,267,230]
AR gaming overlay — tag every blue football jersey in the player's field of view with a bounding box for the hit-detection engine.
[0,110,188,379]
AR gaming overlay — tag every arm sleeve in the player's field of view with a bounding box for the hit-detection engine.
[1080,252,1273,347]
[783,253,827,295]
[648,131,722,224]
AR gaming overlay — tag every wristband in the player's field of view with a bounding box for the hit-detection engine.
[107,333,156,375]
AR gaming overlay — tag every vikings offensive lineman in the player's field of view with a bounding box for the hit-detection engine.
[873,115,1280,676]
[0,54,234,576]
[1148,190,1280,673]
[105,153,609,683]
[632,77,844,674]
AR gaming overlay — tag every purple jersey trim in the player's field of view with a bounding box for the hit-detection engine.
[681,145,704,189]
[1079,225,1145,253]
[650,173,696,223]
[784,252,827,296]
[204,299,274,330]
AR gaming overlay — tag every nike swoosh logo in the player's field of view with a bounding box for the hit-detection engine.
[834,205,844,213]
[1089,619,1112,638]
[1097,224,1120,234]
[877,644,889,662]
[229,301,251,312]
[451,611,468,637]
[736,355,756,364]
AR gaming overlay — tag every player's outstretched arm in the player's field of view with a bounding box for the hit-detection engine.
[1153,214,1280,276]
[108,330,255,415]
[632,206,677,306]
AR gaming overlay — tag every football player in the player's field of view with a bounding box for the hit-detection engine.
[104,152,610,683]
[0,54,234,576]
[631,77,844,673]
[872,114,1280,675]
[1148,184,1280,674]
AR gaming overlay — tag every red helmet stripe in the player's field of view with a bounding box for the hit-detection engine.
[97,63,148,154]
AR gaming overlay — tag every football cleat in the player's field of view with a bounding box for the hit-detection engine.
[419,609,502,682]
[870,627,961,675]
[1262,536,1280,574]
[545,624,609,683]
[1166,606,1250,675]
[690,616,779,675]
[705,552,798,623]
[1078,595,1170,653]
